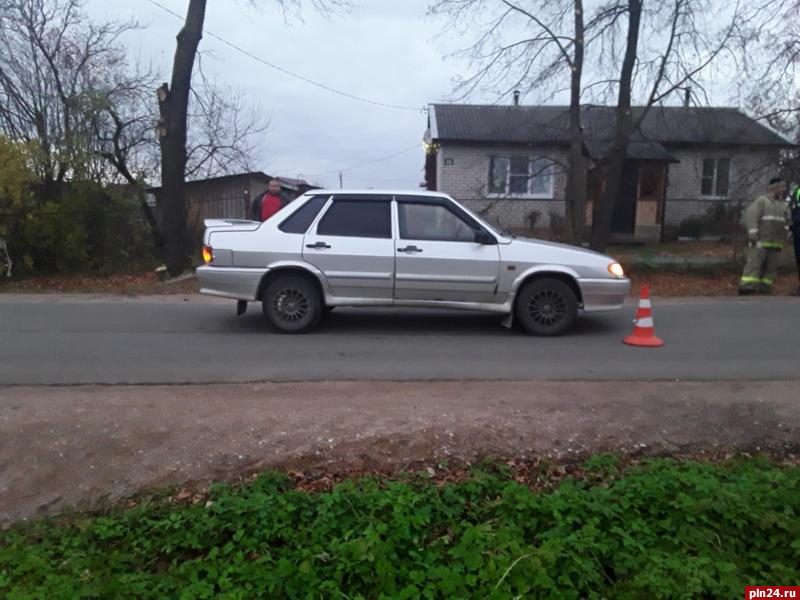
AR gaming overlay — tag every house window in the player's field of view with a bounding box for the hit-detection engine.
[488,156,555,198]
[701,158,730,196]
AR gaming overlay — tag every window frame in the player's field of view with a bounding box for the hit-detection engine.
[700,158,731,198]
[313,195,393,239]
[487,155,556,199]
[278,195,331,234]
[395,195,496,244]
[397,202,476,243]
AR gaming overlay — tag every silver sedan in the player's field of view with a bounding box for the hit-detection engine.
[196,190,630,335]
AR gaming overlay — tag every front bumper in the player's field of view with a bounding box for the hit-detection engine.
[196,266,266,301]
[578,277,630,312]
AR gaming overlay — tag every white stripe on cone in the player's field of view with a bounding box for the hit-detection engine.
[639,299,652,309]
[636,317,654,328]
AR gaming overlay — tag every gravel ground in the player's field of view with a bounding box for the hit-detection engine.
[1,380,798,524]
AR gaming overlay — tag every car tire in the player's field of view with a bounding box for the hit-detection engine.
[262,275,322,333]
[515,278,578,336]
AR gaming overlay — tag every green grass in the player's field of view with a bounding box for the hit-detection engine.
[2,457,799,599]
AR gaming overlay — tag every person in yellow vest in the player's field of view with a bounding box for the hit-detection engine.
[738,177,789,295]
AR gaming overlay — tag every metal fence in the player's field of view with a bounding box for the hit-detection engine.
[186,196,247,230]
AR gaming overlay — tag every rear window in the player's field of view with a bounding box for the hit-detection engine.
[279,196,329,234]
[316,199,391,238]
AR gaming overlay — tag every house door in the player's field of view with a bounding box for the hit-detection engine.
[611,162,638,234]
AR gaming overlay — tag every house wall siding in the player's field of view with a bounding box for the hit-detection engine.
[436,144,568,232]
[437,142,783,235]
[664,147,780,227]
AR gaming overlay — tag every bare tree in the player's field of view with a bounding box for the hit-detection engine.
[157,0,347,276]
[184,61,269,181]
[587,0,641,251]
[736,0,799,181]
[589,0,749,250]
[156,0,206,276]
[0,0,137,195]
[0,0,270,256]
[89,68,165,245]
[430,0,773,250]
[430,0,610,244]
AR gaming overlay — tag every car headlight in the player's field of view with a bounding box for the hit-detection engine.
[608,262,625,278]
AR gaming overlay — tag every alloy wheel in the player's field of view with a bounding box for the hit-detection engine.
[527,288,568,328]
[272,288,310,324]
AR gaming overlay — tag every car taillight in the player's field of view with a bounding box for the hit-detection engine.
[202,245,213,264]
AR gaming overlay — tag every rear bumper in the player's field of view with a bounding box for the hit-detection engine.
[578,278,630,312]
[196,266,266,301]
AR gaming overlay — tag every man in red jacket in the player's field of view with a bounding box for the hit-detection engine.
[250,179,289,222]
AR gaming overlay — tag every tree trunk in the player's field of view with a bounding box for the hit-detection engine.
[563,0,586,245]
[158,0,207,276]
[590,0,642,252]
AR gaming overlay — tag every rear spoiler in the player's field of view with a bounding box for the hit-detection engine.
[203,218,258,228]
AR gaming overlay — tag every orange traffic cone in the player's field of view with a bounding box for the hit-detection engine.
[624,285,664,347]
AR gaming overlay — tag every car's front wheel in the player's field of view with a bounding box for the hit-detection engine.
[515,278,578,336]
[262,275,322,333]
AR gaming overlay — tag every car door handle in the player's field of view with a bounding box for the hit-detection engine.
[306,242,331,249]
[398,245,423,253]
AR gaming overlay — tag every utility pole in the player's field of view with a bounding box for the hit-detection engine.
[339,172,343,189]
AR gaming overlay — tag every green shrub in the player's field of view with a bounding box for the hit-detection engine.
[675,202,741,240]
[5,182,155,276]
[1,457,798,599]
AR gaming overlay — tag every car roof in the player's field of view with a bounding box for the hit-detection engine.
[305,189,451,198]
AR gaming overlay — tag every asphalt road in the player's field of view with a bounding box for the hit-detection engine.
[0,294,797,384]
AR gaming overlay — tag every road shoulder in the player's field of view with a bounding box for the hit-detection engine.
[1,380,798,524]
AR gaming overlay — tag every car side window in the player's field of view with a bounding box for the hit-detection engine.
[279,196,329,234]
[398,202,476,242]
[316,199,392,239]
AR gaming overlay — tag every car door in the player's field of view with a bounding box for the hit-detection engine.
[393,196,500,303]
[302,195,395,300]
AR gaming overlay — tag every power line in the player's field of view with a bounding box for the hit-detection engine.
[145,0,424,112]
[305,144,421,178]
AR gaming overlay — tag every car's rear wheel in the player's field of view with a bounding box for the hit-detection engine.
[262,275,322,333]
[515,278,578,336]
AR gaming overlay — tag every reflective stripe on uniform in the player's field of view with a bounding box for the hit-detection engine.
[761,215,785,222]
[748,228,759,234]
[758,242,783,249]
[740,276,773,285]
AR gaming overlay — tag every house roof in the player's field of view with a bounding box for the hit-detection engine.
[148,171,306,193]
[277,176,316,188]
[428,104,795,155]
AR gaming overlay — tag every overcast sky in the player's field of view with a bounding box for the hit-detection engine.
[85,0,484,190]
[83,1,763,190]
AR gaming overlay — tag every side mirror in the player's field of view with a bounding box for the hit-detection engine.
[474,230,496,245]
